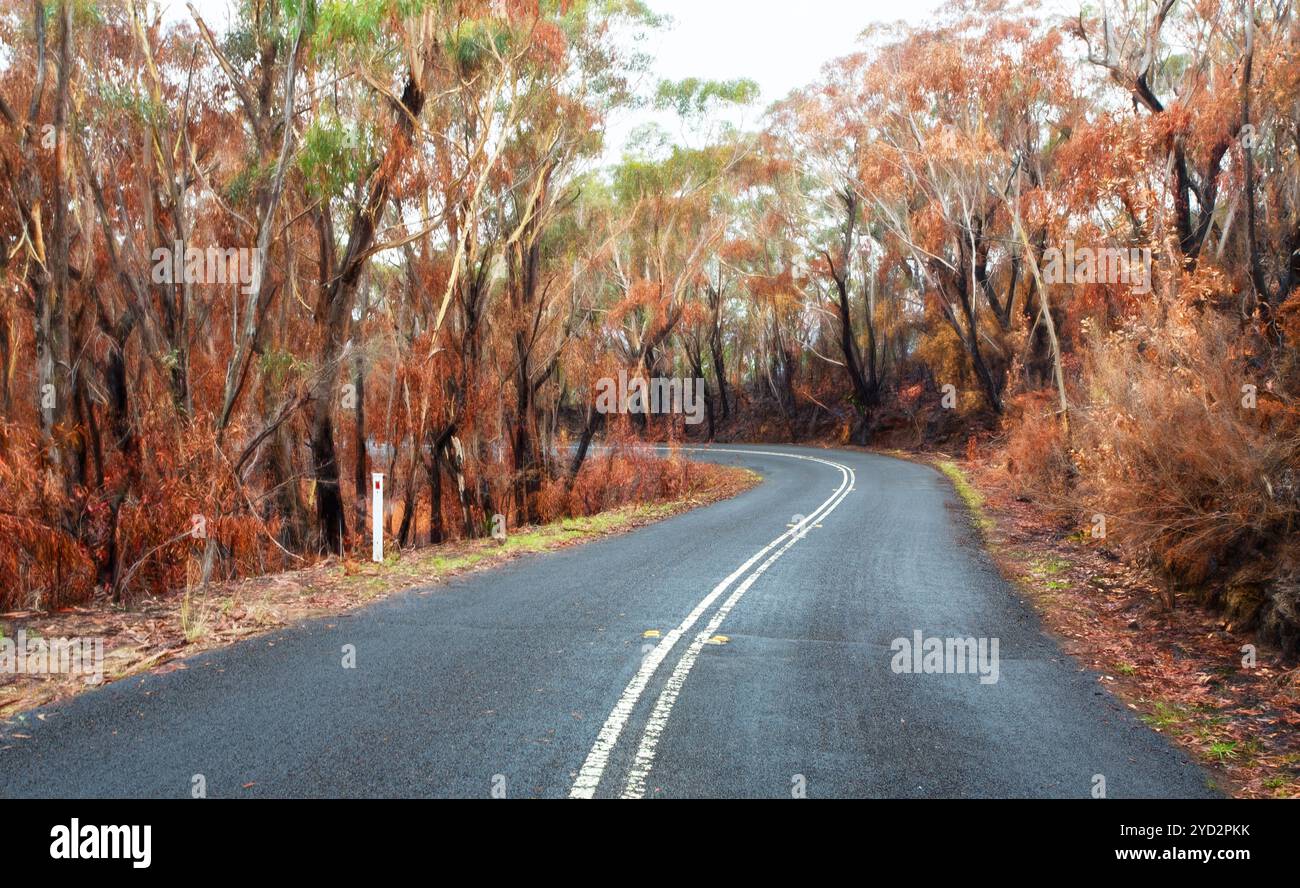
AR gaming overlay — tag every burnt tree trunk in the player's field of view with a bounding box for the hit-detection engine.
[309,75,427,554]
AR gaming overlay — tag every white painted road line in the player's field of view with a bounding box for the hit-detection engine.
[568,448,853,799]
[620,460,857,798]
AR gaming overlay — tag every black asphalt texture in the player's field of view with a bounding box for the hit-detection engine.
[0,445,1218,798]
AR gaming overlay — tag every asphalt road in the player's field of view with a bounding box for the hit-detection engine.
[0,445,1217,798]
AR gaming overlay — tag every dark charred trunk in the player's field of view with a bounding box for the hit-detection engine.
[951,261,1003,414]
[352,355,367,531]
[310,412,347,554]
[567,402,604,492]
[710,336,729,422]
[308,73,427,554]
[397,446,418,548]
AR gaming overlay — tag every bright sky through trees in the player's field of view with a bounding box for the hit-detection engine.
[173,0,945,160]
[602,0,942,159]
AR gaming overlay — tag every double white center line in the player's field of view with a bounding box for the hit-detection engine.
[569,448,856,799]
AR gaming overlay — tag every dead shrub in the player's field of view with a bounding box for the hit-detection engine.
[1002,390,1074,506]
[1074,303,1300,650]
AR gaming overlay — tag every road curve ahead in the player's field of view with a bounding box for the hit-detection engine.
[0,445,1216,799]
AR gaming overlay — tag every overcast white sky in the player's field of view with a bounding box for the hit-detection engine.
[171,0,946,160]
[631,0,940,103]
[606,0,944,159]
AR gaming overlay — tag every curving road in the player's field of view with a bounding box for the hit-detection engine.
[0,445,1217,799]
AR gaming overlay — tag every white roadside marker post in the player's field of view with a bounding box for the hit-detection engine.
[371,473,384,563]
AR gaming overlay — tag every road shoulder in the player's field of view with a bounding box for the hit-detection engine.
[920,453,1299,799]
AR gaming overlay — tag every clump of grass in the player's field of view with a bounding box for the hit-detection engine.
[1208,741,1239,762]
[1030,557,1070,575]
[1141,700,1192,732]
[179,559,211,643]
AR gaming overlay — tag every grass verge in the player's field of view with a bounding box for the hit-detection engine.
[935,459,995,535]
